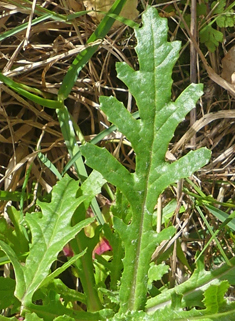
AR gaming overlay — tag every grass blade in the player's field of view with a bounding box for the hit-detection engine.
[0,73,62,109]
[58,0,128,101]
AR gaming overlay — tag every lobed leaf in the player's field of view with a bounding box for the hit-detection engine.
[0,175,94,308]
[81,6,211,312]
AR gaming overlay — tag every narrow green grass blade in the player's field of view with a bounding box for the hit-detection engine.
[0,14,51,41]
[38,152,62,180]
[56,107,87,179]
[0,73,62,109]
[205,204,235,231]
[101,11,139,28]
[20,163,32,220]
[196,205,231,265]
[58,0,128,101]
[195,205,235,266]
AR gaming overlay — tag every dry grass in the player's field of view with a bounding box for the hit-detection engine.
[1,0,235,281]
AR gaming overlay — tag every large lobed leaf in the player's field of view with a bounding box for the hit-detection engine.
[80,6,211,313]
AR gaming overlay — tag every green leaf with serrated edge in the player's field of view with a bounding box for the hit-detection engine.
[146,255,235,313]
[148,301,235,321]
[0,175,94,309]
[80,7,211,312]
[24,313,44,321]
[203,281,229,313]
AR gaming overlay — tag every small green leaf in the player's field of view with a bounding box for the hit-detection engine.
[216,12,235,28]
[199,25,223,52]
[148,263,169,289]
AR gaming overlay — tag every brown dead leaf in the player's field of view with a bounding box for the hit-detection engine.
[82,0,138,28]
[221,46,235,84]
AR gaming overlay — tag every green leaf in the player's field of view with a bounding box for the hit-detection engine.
[68,170,107,312]
[0,277,19,310]
[45,279,86,305]
[0,207,28,258]
[199,25,223,52]
[216,12,235,28]
[203,281,229,313]
[81,6,211,312]
[24,313,44,321]
[56,106,105,225]
[54,316,75,321]
[147,263,169,289]
[0,175,94,309]
[0,316,18,321]
[211,0,226,14]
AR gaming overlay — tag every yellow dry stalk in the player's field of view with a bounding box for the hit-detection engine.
[82,0,139,27]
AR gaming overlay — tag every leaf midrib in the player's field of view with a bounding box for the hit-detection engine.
[129,18,160,310]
